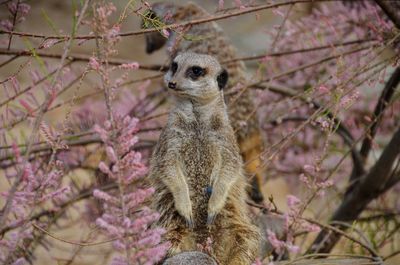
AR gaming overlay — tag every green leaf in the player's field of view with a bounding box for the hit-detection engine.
[41,9,60,36]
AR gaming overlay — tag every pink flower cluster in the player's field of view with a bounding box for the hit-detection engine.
[93,115,169,265]
[91,3,121,57]
[0,146,70,264]
[258,0,399,201]
[0,1,30,31]
[265,195,321,257]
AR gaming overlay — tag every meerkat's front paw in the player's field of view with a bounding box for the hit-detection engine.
[174,195,194,228]
[207,192,225,226]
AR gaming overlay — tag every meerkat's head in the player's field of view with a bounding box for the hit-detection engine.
[164,52,228,103]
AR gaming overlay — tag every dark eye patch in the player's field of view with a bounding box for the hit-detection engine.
[186,66,206,80]
[170,62,178,75]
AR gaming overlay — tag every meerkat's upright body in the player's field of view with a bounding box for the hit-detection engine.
[149,53,260,264]
[143,2,265,202]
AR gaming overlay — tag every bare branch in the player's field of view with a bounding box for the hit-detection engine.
[0,48,165,71]
[0,0,341,40]
[0,0,92,230]
[359,66,400,160]
[6,0,19,50]
[309,125,400,254]
[374,0,400,29]
[0,39,375,72]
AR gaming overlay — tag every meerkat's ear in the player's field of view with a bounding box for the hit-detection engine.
[217,69,228,90]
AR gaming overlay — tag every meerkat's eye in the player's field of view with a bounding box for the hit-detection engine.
[191,66,204,76]
[186,66,206,80]
[170,62,178,75]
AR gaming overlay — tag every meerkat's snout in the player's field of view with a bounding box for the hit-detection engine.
[168,81,177,89]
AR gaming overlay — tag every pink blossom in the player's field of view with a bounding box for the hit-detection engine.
[317,84,330,94]
[96,218,122,237]
[317,179,333,189]
[98,161,111,175]
[252,258,263,265]
[93,115,168,263]
[0,19,13,31]
[89,57,101,71]
[339,91,360,108]
[303,164,315,174]
[93,189,119,205]
[94,124,108,142]
[40,39,59,49]
[299,173,311,187]
[266,229,285,254]
[218,0,224,10]
[18,3,31,16]
[287,243,300,253]
[12,257,27,265]
[119,62,140,70]
[40,186,70,202]
[315,117,331,131]
[287,194,301,208]
[10,76,20,93]
[7,2,17,14]
[302,222,321,233]
[105,146,118,162]
[111,256,128,265]
[19,100,34,116]
[162,29,170,38]
[107,25,121,39]
[272,8,284,17]
[234,0,245,9]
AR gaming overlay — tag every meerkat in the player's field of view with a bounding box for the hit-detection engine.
[142,2,265,203]
[149,52,260,265]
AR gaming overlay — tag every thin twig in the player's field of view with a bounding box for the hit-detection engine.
[248,201,381,259]
[0,0,91,230]
[32,223,118,246]
[374,0,400,29]
[359,66,400,161]
[7,0,19,50]
[0,0,342,40]
[0,48,165,71]
[0,39,375,72]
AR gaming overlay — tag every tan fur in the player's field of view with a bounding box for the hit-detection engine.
[149,53,260,265]
[144,2,265,202]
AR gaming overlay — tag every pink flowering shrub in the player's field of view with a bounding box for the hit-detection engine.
[0,0,399,264]
[256,1,399,195]
[93,116,169,265]
[0,140,70,264]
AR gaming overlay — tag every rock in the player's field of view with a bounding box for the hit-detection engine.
[257,212,287,259]
[162,251,217,265]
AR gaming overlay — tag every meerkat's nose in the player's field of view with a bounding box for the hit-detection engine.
[168,82,177,89]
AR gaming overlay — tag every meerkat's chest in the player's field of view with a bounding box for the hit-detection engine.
[179,129,218,180]
[177,127,220,224]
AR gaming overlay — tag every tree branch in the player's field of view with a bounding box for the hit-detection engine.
[0,0,92,230]
[308,125,400,254]
[0,48,165,71]
[0,0,340,40]
[0,39,374,72]
[374,0,400,29]
[349,66,400,196]
[258,84,364,174]
[359,66,400,160]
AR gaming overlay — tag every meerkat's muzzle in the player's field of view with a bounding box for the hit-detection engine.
[168,82,177,89]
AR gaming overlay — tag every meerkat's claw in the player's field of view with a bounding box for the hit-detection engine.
[186,217,194,229]
[207,213,217,226]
